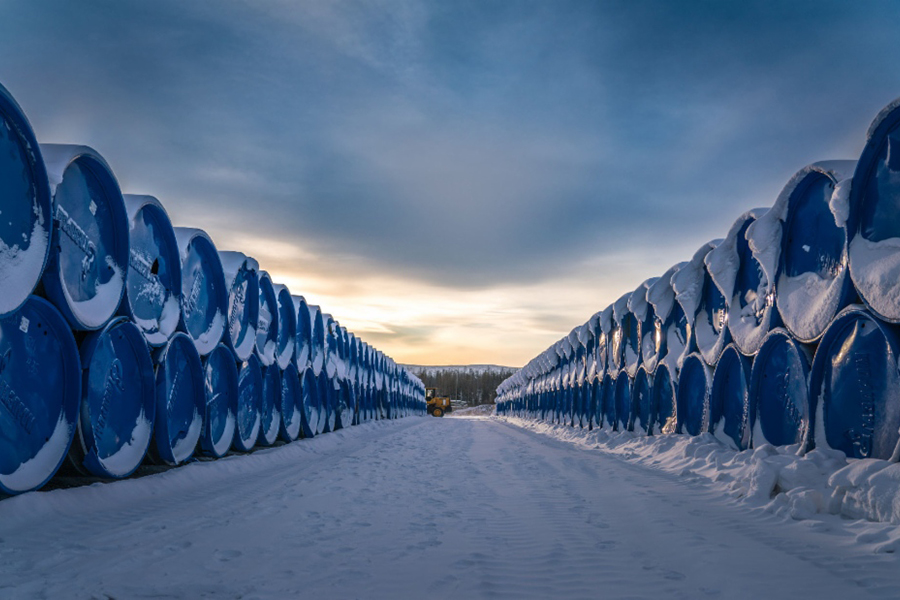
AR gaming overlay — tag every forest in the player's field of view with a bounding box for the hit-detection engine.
[408,367,518,406]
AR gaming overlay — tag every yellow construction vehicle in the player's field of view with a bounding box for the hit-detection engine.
[425,387,453,417]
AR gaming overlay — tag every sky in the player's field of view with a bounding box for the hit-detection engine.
[1,1,899,366]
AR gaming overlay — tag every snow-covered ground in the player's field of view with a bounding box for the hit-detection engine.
[447,404,496,417]
[2,417,900,599]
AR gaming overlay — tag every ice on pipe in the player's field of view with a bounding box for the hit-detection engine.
[40,144,128,330]
[672,240,720,325]
[647,263,684,323]
[0,84,52,318]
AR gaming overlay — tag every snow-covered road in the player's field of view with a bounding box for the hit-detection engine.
[2,417,899,599]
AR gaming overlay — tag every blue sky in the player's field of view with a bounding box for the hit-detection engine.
[2,1,899,365]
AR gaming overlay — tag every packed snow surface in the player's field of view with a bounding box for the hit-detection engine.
[5,417,900,599]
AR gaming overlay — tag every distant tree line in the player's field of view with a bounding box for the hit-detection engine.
[411,369,517,406]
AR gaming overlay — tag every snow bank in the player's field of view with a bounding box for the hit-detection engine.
[503,417,900,535]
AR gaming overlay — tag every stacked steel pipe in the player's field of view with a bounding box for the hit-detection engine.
[0,82,425,495]
[498,96,900,467]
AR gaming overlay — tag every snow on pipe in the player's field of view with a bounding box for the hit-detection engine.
[40,144,129,331]
[258,365,282,446]
[299,367,320,437]
[672,242,720,369]
[647,264,689,373]
[292,295,312,370]
[0,83,52,320]
[672,240,726,367]
[709,344,753,451]
[630,278,660,374]
[0,297,80,495]
[761,162,856,343]
[233,355,262,452]
[748,329,813,451]
[273,283,295,370]
[69,317,155,479]
[121,195,182,346]
[150,332,204,466]
[848,99,900,324]
[199,344,238,458]
[173,227,227,356]
[255,270,278,367]
[613,371,632,432]
[336,379,355,430]
[714,210,777,356]
[809,306,900,460]
[310,304,325,377]
[613,292,640,377]
[218,251,259,362]
[631,365,652,434]
[651,362,677,434]
[279,363,302,442]
[317,371,334,434]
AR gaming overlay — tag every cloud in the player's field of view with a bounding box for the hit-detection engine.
[1,1,899,363]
